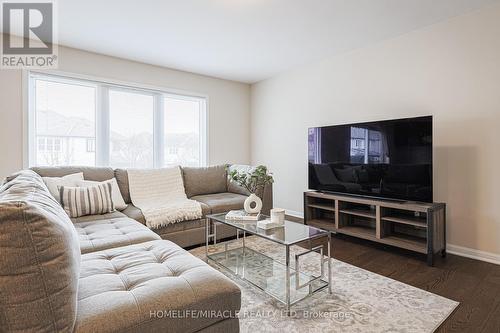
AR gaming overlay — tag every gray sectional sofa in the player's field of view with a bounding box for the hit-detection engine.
[0,165,272,332]
[31,164,273,248]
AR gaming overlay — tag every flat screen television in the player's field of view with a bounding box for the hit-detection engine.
[308,116,433,202]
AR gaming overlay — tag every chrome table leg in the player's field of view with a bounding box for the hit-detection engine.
[328,232,332,294]
[205,218,209,261]
[285,245,291,315]
[242,231,246,278]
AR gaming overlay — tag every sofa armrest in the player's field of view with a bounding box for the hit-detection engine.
[260,181,273,215]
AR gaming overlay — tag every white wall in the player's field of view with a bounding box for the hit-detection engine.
[0,42,251,179]
[251,4,500,255]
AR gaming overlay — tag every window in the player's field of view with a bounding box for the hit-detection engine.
[350,127,388,164]
[168,147,179,155]
[38,138,45,151]
[33,79,96,166]
[164,96,203,167]
[52,138,62,152]
[28,73,207,168]
[307,127,321,164]
[37,137,62,152]
[109,89,154,168]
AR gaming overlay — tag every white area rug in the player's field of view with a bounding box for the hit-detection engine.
[190,236,458,333]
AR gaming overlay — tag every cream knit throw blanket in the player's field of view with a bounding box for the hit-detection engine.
[127,167,202,229]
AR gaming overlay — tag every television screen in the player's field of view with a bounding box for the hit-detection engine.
[308,116,433,202]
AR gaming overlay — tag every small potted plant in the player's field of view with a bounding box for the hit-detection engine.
[228,165,274,214]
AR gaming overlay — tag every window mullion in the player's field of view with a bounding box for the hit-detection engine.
[154,94,164,168]
[27,76,37,166]
[96,85,110,166]
[201,99,208,167]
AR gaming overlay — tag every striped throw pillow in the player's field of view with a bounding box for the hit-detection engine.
[59,182,115,218]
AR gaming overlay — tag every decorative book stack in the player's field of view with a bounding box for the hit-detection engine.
[225,210,260,221]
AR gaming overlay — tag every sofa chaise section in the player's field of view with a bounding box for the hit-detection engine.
[76,239,240,333]
[0,169,241,333]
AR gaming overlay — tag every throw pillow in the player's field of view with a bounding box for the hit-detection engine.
[59,183,115,218]
[76,178,127,211]
[42,172,84,203]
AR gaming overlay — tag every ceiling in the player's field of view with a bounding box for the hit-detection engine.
[17,0,500,83]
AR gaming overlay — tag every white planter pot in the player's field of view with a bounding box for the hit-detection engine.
[244,193,263,214]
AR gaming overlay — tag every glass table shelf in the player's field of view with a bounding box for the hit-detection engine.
[207,246,329,306]
[206,212,332,314]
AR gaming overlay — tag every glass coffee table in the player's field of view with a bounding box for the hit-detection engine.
[206,213,332,314]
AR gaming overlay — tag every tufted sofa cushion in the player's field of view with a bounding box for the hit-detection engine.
[0,170,81,332]
[72,214,161,254]
[191,192,248,214]
[71,210,126,223]
[76,240,241,333]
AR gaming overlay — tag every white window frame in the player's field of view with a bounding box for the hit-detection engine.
[25,70,209,168]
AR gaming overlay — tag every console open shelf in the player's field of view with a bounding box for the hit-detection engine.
[339,208,376,219]
[381,215,427,228]
[304,191,446,266]
[307,218,336,232]
[339,225,377,240]
[307,203,336,211]
[382,234,427,253]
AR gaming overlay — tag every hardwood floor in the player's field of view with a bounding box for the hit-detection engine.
[285,213,500,332]
[309,232,500,333]
[209,215,499,331]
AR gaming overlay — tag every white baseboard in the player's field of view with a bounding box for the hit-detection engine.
[284,209,499,266]
[285,209,304,218]
[446,244,500,265]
